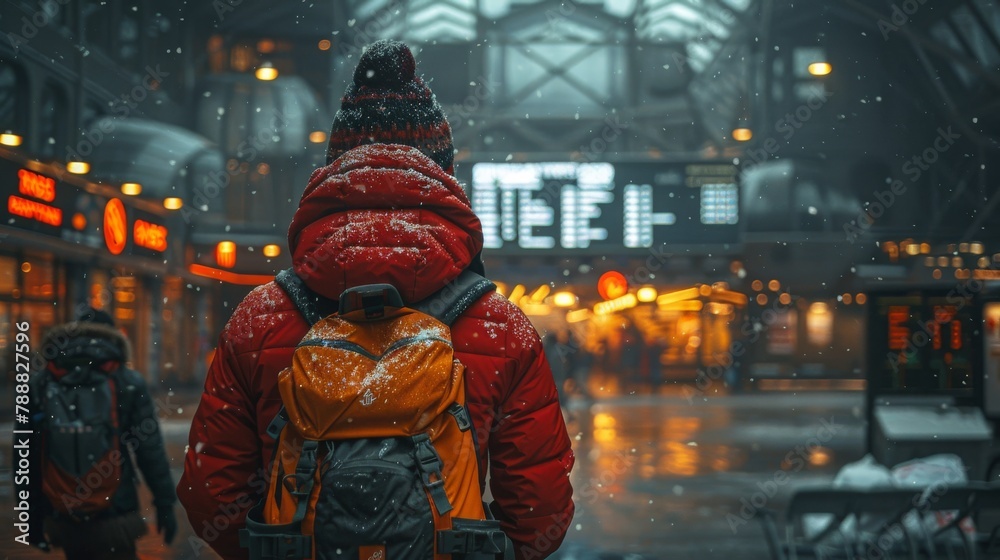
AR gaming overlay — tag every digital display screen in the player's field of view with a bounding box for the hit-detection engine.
[869,294,973,394]
[467,161,739,254]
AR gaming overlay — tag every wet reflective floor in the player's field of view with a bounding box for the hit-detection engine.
[0,389,866,559]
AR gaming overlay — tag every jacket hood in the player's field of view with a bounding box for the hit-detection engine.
[288,143,484,303]
[42,321,131,363]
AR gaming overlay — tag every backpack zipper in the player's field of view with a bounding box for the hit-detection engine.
[298,336,452,361]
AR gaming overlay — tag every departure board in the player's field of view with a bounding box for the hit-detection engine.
[466,162,740,254]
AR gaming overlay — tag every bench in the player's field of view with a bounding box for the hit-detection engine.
[758,484,1000,559]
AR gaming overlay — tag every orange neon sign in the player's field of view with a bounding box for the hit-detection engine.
[7,195,62,226]
[17,169,56,202]
[103,199,127,255]
[134,219,168,252]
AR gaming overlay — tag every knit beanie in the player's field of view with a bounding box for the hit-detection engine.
[326,40,454,172]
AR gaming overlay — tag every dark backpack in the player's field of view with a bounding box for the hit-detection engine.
[40,338,124,519]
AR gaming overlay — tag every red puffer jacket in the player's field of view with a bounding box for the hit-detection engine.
[178,144,575,560]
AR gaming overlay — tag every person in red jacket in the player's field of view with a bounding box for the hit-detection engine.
[178,39,575,560]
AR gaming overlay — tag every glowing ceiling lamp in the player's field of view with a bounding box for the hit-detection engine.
[808,62,832,76]
[255,62,278,81]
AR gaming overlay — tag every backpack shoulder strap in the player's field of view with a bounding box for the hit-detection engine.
[412,270,496,326]
[274,268,330,326]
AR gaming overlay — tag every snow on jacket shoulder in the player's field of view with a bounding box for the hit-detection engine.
[177,144,574,560]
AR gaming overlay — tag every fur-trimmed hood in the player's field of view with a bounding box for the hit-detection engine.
[42,321,132,364]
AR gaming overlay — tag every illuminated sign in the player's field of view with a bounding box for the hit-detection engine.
[597,271,628,301]
[974,269,1000,280]
[870,293,974,394]
[18,169,56,202]
[103,198,128,255]
[216,241,237,268]
[6,167,62,227]
[8,195,62,226]
[133,219,168,252]
[468,161,739,254]
[1,159,171,260]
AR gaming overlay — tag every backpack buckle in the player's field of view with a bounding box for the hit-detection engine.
[339,284,405,319]
[438,518,512,558]
[447,403,473,432]
[413,435,453,515]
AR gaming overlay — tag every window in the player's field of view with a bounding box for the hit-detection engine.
[38,84,68,160]
[0,61,26,135]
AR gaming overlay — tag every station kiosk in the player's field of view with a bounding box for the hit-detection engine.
[865,287,994,479]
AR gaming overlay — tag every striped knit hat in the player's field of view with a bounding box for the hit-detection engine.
[326,40,454,172]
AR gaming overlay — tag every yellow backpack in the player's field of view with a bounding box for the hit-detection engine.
[240,270,513,560]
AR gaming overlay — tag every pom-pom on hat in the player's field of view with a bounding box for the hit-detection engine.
[327,40,455,172]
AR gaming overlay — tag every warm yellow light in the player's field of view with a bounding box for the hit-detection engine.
[1,133,23,146]
[508,284,526,304]
[809,302,830,314]
[808,446,832,466]
[163,197,183,210]
[309,130,328,143]
[255,63,278,81]
[698,284,712,297]
[66,161,90,174]
[529,285,551,303]
[952,256,963,268]
[979,257,990,268]
[756,293,768,305]
[706,302,733,315]
[768,279,780,292]
[656,287,700,306]
[920,243,931,254]
[21,262,31,273]
[659,300,703,312]
[494,282,506,297]
[905,243,920,256]
[971,242,984,255]
[593,294,638,316]
[636,286,658,303]
[938,256,949,267]
[808,62,832,76]
[263,244,282,258]
[778,293,791,305]
[553,291,576,308]
[732,128,752,142]
[855,293,867,305]
[932,269,942,279]
[566,309,591,323]
[959,242,970,253]
[751,280,763,291]
[593,413,616,430]
[72,213,87,230]
[842,293,852,305]
[521,303,551,316]
[318,39,331,51]
[121,182,142,196]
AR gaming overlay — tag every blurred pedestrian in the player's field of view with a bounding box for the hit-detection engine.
[17,308,177,560]
[178,39,574,560]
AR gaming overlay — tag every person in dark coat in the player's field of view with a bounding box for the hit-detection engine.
[178,40,575,560]
[17,308,177,560]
